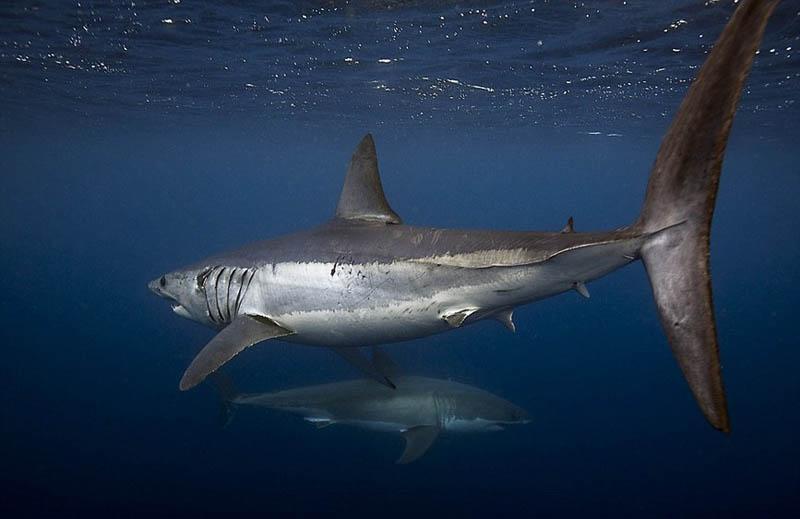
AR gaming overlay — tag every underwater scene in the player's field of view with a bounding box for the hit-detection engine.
[1,0,799,516]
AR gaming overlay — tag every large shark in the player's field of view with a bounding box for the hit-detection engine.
[149,0,779,432]
[214,372,531,464]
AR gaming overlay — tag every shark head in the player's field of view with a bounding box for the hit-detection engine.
[446,394,532,433]
[148,265,214,325]
[488,402,532,429]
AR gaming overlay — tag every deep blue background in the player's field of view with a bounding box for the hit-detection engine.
[1,1,799,516]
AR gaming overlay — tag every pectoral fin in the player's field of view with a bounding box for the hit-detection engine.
[398,425,440,464]
[179,315,294,391]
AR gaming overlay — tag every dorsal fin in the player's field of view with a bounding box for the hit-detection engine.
[335,134,402,224]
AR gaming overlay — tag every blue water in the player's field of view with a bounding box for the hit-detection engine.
[2,1,799,516]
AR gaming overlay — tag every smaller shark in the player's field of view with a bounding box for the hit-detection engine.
[214,371,530,464]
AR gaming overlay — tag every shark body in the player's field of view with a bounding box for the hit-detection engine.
[172,220,648,348]
[149,0,781,432]
[219,375,530,464]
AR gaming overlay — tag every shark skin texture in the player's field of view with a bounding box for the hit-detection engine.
[149,0,781,433]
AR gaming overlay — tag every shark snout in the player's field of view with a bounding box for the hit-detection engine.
[148,275,194,319]
[512,407,532,424]
[147,276,166,296]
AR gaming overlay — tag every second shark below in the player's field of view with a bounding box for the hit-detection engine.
[215,374,530,464]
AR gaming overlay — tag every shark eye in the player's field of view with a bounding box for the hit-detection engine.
[159,276,166,288]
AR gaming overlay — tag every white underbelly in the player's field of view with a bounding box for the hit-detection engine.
[340,420,409,432]
[239,260,509,346]
[279,301,451,346]
[443,417,503,433]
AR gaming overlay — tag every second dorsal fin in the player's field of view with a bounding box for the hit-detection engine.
[335,134,402,224]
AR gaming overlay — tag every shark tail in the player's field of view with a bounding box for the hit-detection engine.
[209,371,239,428]
[635,0,778,433]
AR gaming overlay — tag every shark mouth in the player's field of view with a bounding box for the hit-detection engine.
[171,303,192,319]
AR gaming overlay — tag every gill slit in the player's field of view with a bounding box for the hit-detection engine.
[226,268,236,322]
[204,267,218,325]
[214,267,226,323]
[205,285,216,325]
[433,393,444,429]
[436,393,455,430]
[240,269,256,314]
[234,269,248,315]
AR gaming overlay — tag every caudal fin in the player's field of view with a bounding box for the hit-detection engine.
[636,0,778,433]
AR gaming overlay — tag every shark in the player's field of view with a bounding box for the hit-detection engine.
[149,0,779,432]
[213,371,531,464]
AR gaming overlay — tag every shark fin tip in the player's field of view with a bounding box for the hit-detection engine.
[710,411,731,435]
[178,378,195,392]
